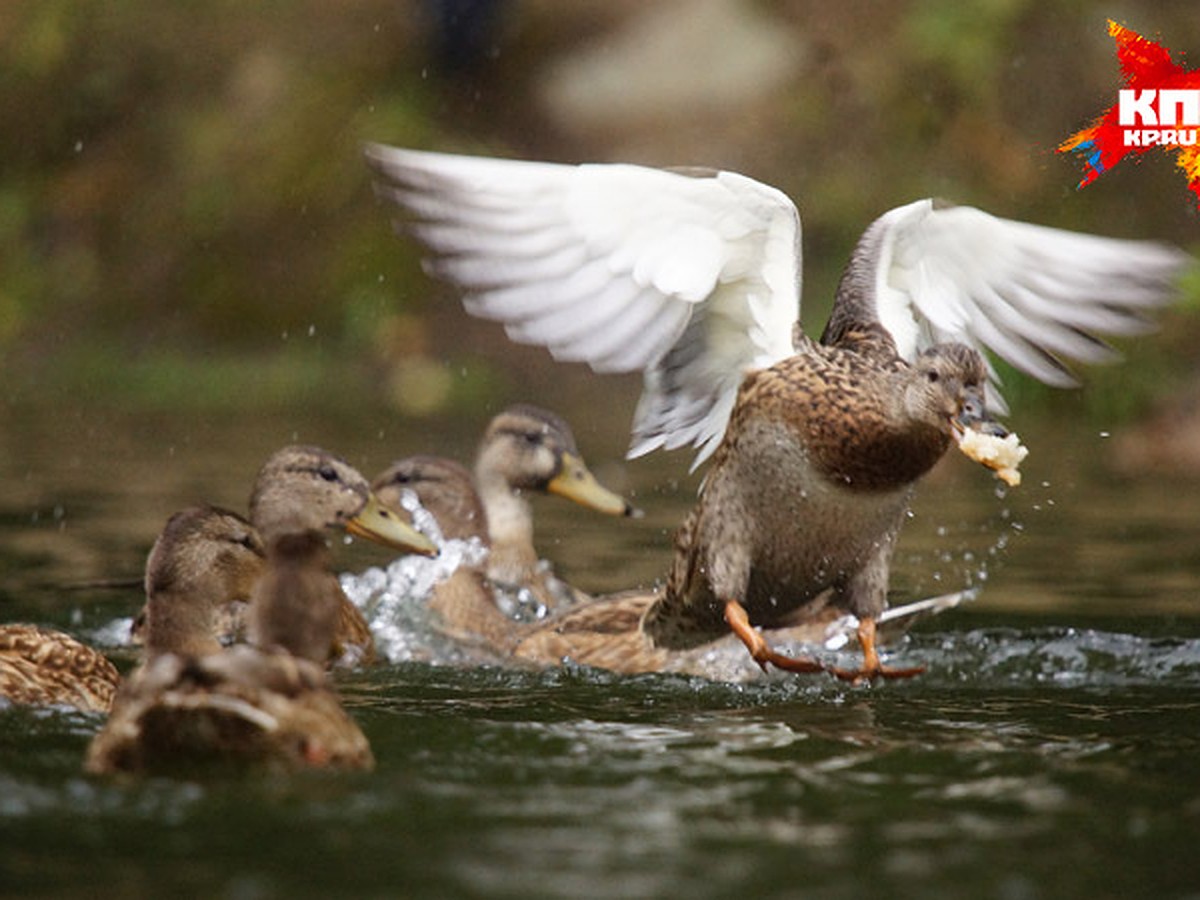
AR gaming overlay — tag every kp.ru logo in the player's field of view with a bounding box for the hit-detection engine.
[1059,20,1200,207]
[1118,89,1199,147]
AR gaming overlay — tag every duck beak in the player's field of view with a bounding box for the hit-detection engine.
[548,453,642,518]
[951,386,1008,438]
[346,493,438,556]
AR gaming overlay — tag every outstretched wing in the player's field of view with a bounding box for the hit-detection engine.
[828,198,1191,412]
[366,145,801,466]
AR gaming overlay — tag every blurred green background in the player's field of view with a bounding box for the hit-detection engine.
[2,0,1198,457]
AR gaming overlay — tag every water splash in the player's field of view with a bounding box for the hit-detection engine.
[87,617,136,649]
[920,627,1200,689]
[340,535,488,664]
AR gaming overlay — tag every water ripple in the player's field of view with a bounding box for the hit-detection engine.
[911,627,1200,689]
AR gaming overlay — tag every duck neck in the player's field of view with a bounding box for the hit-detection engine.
[475,472,538,585]
[251,530,339,664]
[145,591,223,659]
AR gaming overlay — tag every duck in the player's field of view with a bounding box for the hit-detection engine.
[372,455,520,652]
[0,505,264,714]
[0,625,120,713]
[510,585,972,681]
[374,404,637,619]
[129,500,390,672]
[84,446,437,774]
[366,144,1191,681]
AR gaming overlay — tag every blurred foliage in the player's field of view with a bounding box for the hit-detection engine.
[0,0,1198,423]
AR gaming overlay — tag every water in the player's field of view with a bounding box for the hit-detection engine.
[2,397,1199,899]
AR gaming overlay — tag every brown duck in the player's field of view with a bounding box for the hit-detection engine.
[0,505,264,714]
[373,404,635,620]
[510,584,971,680]
[0,625,120,714]
[129,488,399,670]
[367,145,1190,681]
[374,455,520,653]
[84,446,436,774]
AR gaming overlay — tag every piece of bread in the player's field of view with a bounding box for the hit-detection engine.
[956,430,1028,487]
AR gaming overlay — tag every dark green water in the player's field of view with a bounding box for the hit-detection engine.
[2,399,1199,899]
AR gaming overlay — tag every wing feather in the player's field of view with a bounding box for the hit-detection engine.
[839,199,1191,406]
[367,145,801,466]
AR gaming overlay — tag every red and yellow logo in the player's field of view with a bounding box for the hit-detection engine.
[1059,20,1200,207]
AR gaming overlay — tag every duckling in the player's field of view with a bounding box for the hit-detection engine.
[0,625,120,713]
[367,144,1190,681]
[84,446,436,774]
[375,405,636,618]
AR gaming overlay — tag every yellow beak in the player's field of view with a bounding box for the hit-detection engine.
[346,492,438,556]
[547,453,640,517]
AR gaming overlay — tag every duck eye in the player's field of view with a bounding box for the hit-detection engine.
[926,370,940,384]
[317,464,339,483]
[523,432,542,446]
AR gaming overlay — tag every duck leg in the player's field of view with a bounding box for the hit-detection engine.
[828,617,925,682]
[723,599,825,674]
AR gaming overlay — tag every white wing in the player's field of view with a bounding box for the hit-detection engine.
[366,144,801,466]
[848,199,1191,413]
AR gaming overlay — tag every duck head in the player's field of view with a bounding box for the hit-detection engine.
[373,455,488,543]
[475,405,637,517]
[905,343,1006,439]
[249,445,438,555]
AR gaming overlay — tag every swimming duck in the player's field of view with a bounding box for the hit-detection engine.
[84,446,436,774]
[372,455,519,651]
[511,586,972,680]
[375,404,637,617]
[367,145,1190,681]
[129,499,389,669]
[0,625,120,713]
[0,505,263,714]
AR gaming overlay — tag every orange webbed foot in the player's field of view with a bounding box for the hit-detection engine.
[723,599,825,675]
[828,617,925,683]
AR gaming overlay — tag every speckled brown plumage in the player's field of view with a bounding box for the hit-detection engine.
[0,505,266,715]
[130,505,378,670]
[0,625,119,713]
[512,586,871,680]
[640,329,991,678]
[86,446,433,774]
[511,590,671,673]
